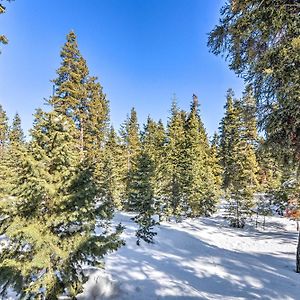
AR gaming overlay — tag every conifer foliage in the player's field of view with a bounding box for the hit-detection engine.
[0,32,122,299]
[219,88,259,227]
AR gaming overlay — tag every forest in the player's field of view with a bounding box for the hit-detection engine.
[0,1,299,299]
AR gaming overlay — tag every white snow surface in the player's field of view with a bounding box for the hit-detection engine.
[79,212,300,300]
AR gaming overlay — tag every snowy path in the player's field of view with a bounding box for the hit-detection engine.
[81,213,300,300]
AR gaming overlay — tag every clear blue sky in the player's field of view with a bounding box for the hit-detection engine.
[0,0,244,138]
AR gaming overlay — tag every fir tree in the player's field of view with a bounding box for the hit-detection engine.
[0,32,122,298]
[184,95,219,216]
[5,113,26,196]
[219,89,237,192]
[0,108,123,299]
[0,104,9,198]
[120,107,141,210]
[128,150,158,245]
[141,117,167,215]
[98,126,124,209]
[221,91,259,227]
[165,100,187,217]
[208,0,300,164]
[210,132,222,198]
[49,31,109,163]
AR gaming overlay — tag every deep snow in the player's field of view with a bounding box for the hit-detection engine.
[79,212,300,300]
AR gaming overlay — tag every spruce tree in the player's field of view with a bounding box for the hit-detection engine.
[4,113,26,196]
[120,107,141,210]
[128,150,158,245]
[0,104,9,198]
[141,117,167,214]
[165,100,187,217]
[219,89,237,192]
[220,90,259,227]
[0,32,122,298]
[184,95,219,216]
[210,132,222,199]
[49,31,109,163]
[98,126,124,209]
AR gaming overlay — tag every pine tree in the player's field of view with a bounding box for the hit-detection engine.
[209,132,223,199]
[98,126,124,209]
[0,104,9,198]
[165,100,187,218]
[141,117,167,214]
[0,32,122,298]
[49,31,109,163]
[208,0,300,164]
[128,150,158,245]
[184,95,219,216]
[219,89,237,192]
[0,108,123,299]
[4,113,26,195]
[120,107,141,210]
[220,89,259,227]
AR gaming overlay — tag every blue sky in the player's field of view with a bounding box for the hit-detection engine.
[0,0,244,138]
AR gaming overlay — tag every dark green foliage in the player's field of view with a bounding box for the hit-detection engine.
[128,151,158,245]
[0,109,123,299]
[141,117,167,214]
[165,100,187,217]
[0,32,122,298]
[98,126,125,209]
[120,108,141,210]
[0,104,9,198]
[184,95,219,216]
[49,31,109,162]
[219,88,259,227]
[208,0,300,167]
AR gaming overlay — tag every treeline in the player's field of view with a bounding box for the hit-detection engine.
[0,31,299,298]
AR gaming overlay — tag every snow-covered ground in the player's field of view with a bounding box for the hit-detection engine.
[79,212,300,300]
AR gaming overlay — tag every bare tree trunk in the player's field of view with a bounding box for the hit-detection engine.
[296,230,300,273]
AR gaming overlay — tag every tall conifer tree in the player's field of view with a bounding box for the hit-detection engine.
[165,100,187,217]
[0,104,9,198]
[0,33,122,298]
[219,89,259,227]
[120,108,141,210]
[184,95,219,216]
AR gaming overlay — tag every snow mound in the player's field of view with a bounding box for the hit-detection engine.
[77,268,120,300]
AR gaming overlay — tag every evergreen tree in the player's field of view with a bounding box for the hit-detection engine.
[128,150,158,245]
[120,107,141,210]
[210,132,222,197]
[0,104,9,198]
[141,117,167,214]
[0,108,123,299]
[0,32,122,298]
[49,31,109,162]
[165,100,187,217]
[184,95,219,216]
[208,0,300,164]
[219,89,237,192]
[257,138,282,194]
[98,126,124,209]
[219,89,259,227]
[5,113,26,196]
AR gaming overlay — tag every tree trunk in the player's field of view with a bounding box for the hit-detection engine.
[296,230,300,273]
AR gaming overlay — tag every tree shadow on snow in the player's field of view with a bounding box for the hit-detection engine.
[104,221,300,300]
